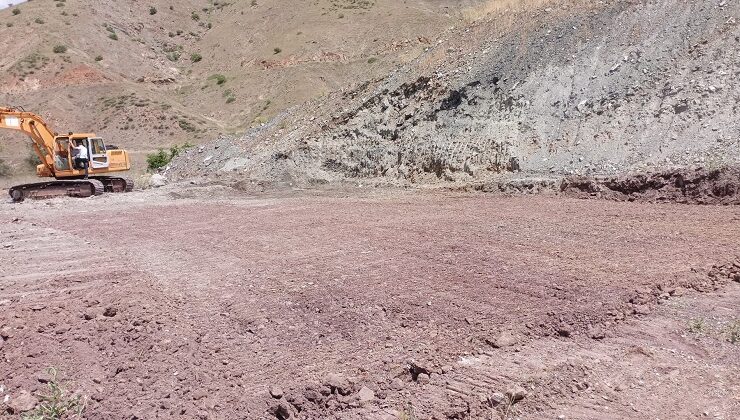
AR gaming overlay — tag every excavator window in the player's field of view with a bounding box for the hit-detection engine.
[54,138,71,171]
[90,138,106,155]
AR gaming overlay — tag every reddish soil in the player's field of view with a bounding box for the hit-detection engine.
[1,188,739,419]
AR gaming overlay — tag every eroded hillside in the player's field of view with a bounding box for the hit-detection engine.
[168,0,740,192]
[0,0,481,176]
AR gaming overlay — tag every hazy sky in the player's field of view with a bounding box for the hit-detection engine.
[1,0,24,9]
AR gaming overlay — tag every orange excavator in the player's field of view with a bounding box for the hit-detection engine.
[1,107,133,202]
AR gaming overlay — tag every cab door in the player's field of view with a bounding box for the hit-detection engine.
[88,138,109,170]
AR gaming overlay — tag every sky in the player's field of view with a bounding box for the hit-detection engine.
[1,1,24,9]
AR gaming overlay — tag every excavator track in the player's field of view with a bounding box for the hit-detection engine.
[92,176,135,193]
[8,179,105,203]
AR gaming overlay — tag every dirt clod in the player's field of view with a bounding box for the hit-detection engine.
[506,386,527,403]
[6,390,37,413]
[270,386,284,399]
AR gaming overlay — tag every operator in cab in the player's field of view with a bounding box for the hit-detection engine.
[72,141,89,178]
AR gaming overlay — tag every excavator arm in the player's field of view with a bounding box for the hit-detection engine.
[0,107,57,177]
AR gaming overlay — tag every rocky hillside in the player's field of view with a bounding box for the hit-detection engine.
[168,0,740,188]
[0,0,481,176]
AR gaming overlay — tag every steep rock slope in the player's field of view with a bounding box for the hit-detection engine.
[170,0,739,186]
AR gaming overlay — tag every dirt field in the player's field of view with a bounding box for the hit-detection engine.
[1,186,739,419]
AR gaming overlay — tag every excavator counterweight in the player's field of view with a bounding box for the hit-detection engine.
[0,107,133,202]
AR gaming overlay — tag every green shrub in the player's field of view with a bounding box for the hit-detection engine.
[209,74,226,85]
[34,17,45,24]
[149,6,157,15]
[146,142,194,170]
[53,45,68,54]
[95,55,103,61]
[190,53,202,63]
[12,8,20,15]
[273,47,282,54]
[108,33,118,41]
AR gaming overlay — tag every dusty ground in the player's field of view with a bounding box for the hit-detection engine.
[1,186,739,419]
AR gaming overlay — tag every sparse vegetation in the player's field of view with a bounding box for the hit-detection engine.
[273,47,282,54]
[95,55,103,62]
[397,403,416,420]
[367,57,378,64]
[149,6,157,15]
[178,119,197,132]
[146,142,194,171]
[0,158,10,177]
[34,17,45,24]
[727,320,740,344]
[190,53,202,63]
[12,8,21,16]
[209,74,227,85]
[52,45,67,54]
[21,367,86,420]
[688,318,706,334]
[108,32,119,41]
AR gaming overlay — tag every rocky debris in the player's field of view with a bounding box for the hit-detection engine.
[561,168,740,205]
[357,386,375,403]
[487,331,519,348]
[0,326,13,339]
[487,392,507,407]
[324,373,353,396]
[270,402,292,419]
[556,324,573,337]
[150,174,168,188]
[5,390,37,413]
[191,389,208,400]
[709,260,740,285]
[102,307,118,317]
[407,360,434,382]
[505,386,528,403]
[269,386,284,399]
[588,326,606,340]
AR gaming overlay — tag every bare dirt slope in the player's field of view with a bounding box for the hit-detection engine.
[1,188,738,419]
[0,0,482,175]
[167,0,740,188]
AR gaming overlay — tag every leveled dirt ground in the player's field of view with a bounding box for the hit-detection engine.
[1,187,739,419]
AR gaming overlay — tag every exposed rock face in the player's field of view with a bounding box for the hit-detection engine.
[169,0,740,188]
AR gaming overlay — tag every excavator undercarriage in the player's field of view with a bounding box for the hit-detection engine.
[8,176,134,202]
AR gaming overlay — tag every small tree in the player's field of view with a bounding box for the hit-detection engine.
[53,45,68,54]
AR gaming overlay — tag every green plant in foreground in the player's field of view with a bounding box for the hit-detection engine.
[688,318,706,334]
[22,367,86,420]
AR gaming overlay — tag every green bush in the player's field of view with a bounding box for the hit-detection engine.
[108,33,118,41]
[34,17,45,24]
[273,47,282,54]
[190,53,202,63]
[95,55,103,61]
[53,45,68,54]
[146,142,194,171]
[12,8,20,15]
[209,74,226,85]
[149,6,157,15]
